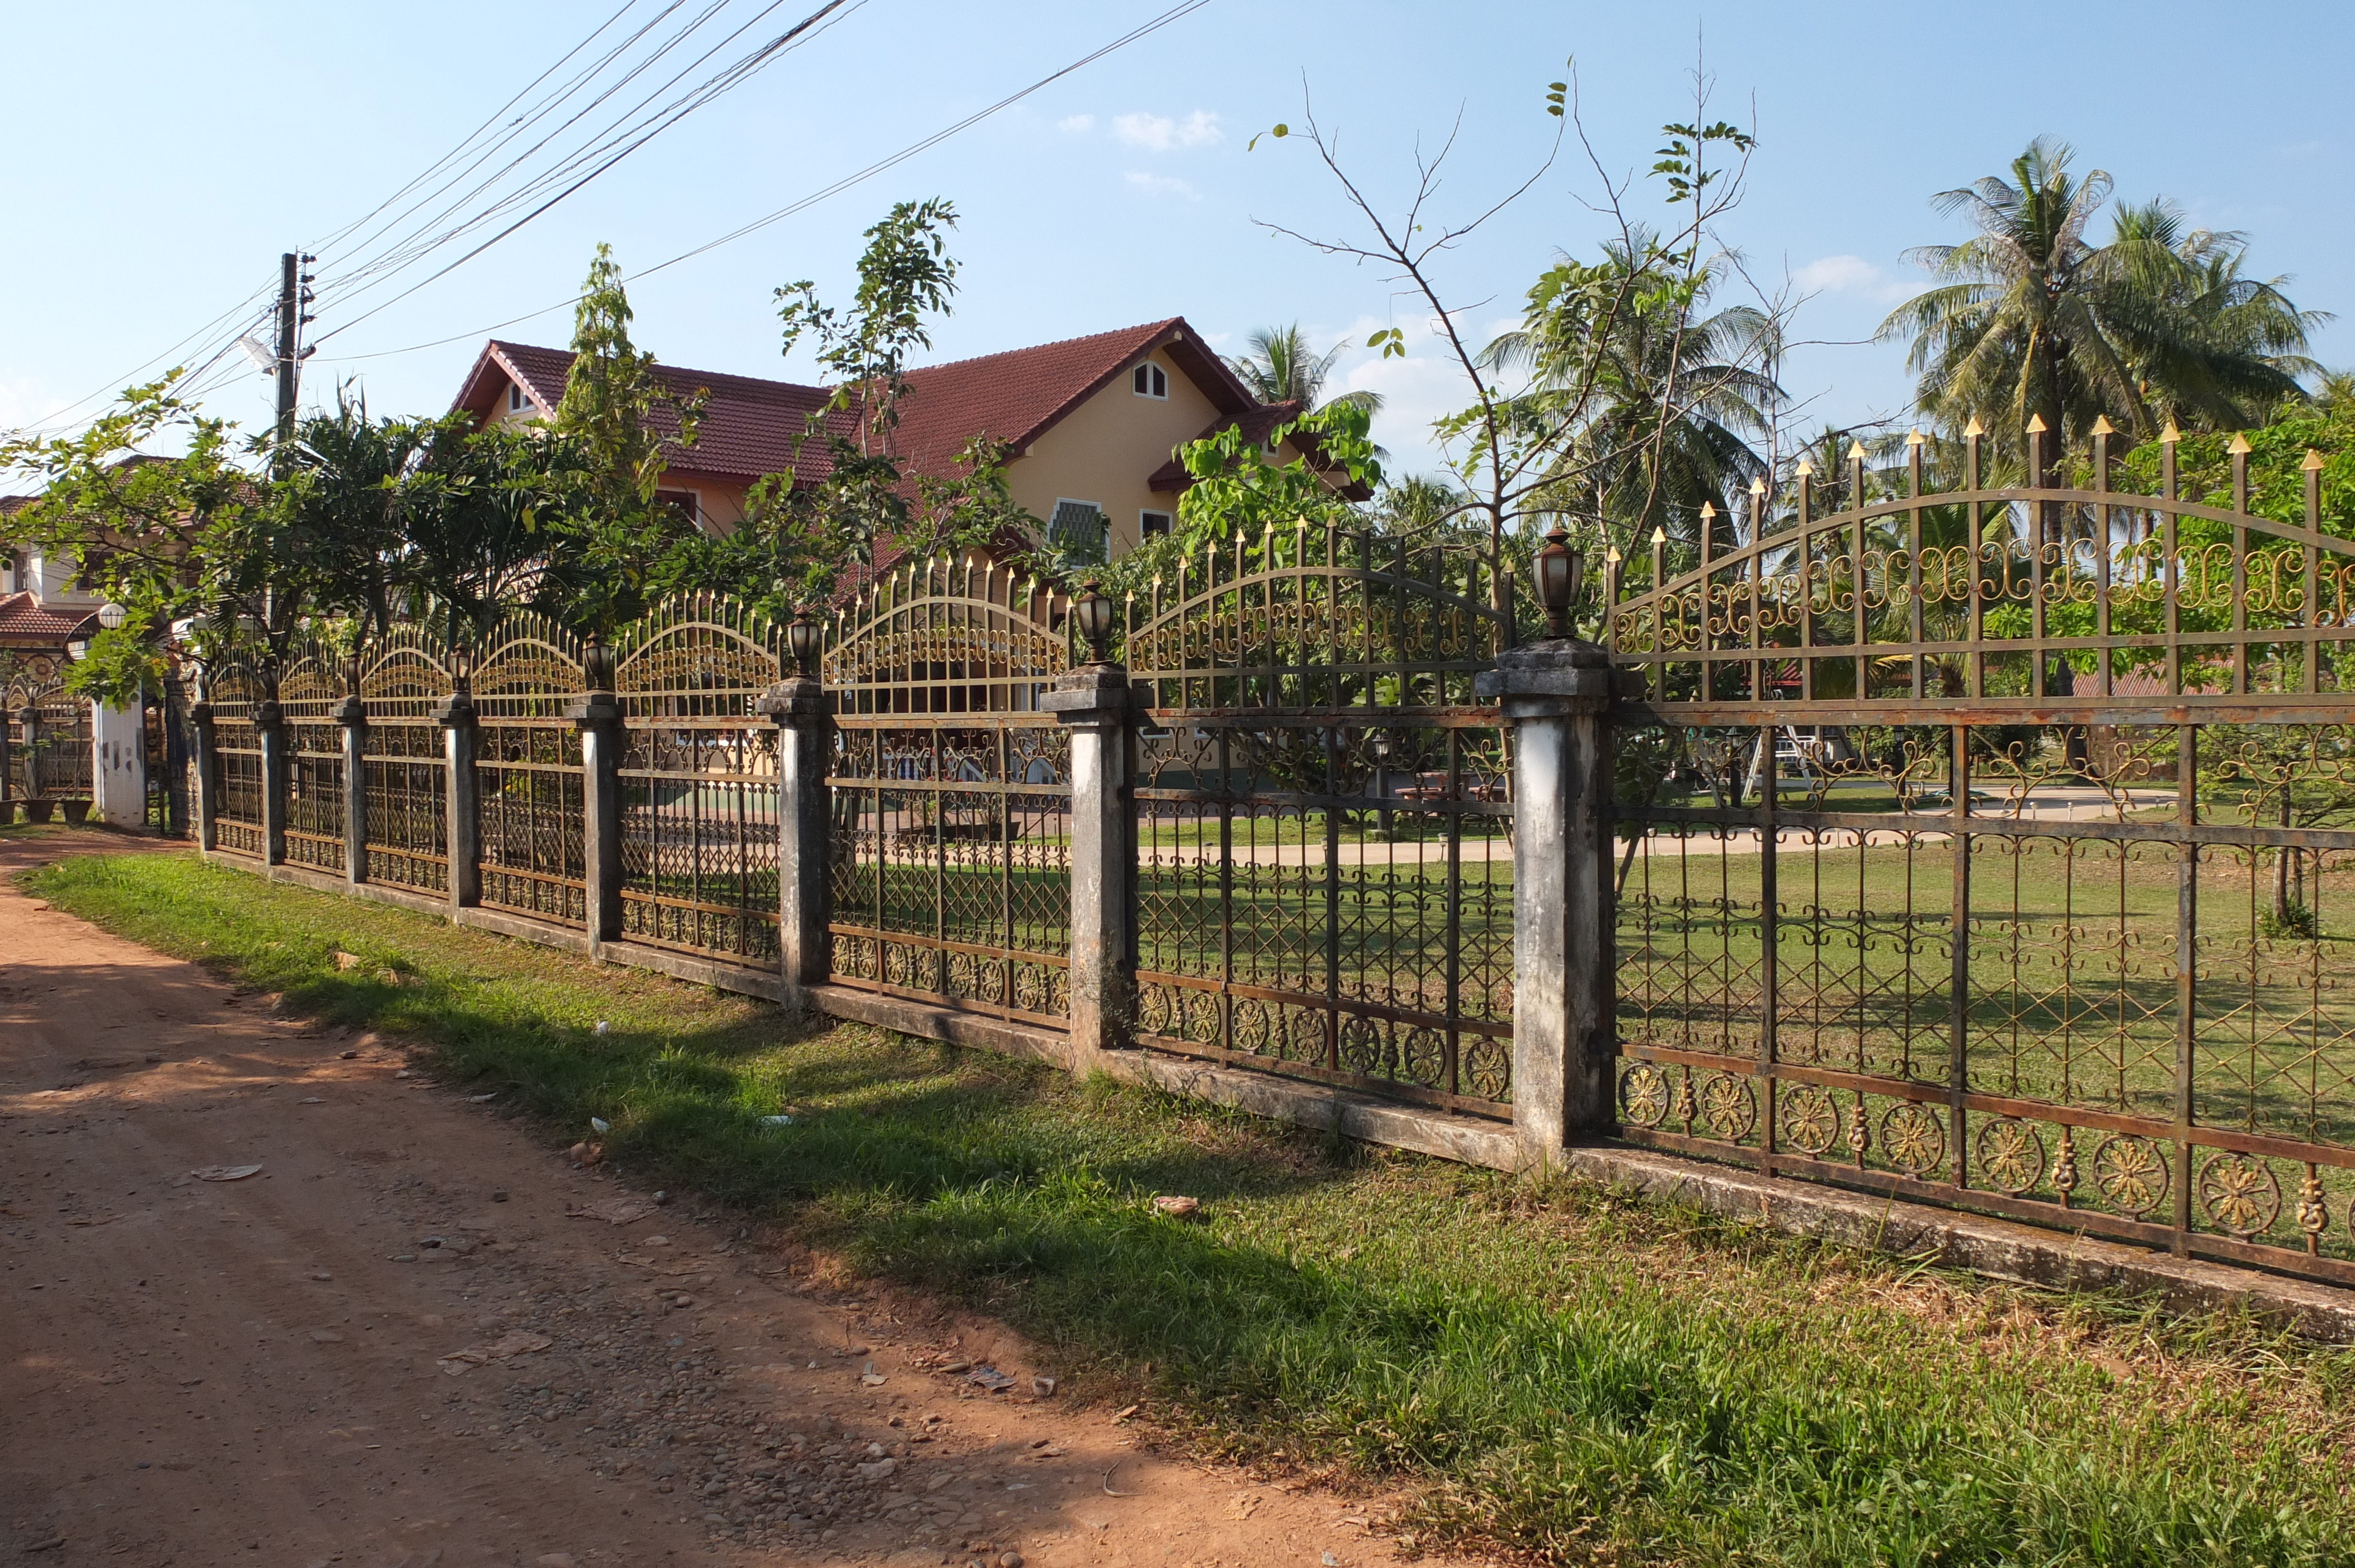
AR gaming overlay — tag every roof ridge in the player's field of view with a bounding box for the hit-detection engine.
[895,319,1180,381]
[489,341,827,400]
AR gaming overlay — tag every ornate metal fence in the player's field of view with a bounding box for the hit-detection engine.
[359,628,451,892]
[206,657,267,857]
[4,655,92,802]
[472,613,588,926]
[615,597,783,963]
[1606,426,2355,1284]
[824,560,1075,1023]
[280,638,348,875]
[1123,524,1517,1115]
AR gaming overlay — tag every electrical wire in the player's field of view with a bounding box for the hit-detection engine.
[10,1,677,438]
[312,0,853,315]
[303,0,655,263]
[313,0,1215,365]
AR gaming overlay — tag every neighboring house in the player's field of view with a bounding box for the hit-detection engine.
[449,317,1365,557]
[0,497,100,659]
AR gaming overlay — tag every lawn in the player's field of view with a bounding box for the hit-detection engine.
[22,847,2355,1567]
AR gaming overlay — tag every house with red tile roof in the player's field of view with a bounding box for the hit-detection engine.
[449,317,1366,557]
[0,497,100,653]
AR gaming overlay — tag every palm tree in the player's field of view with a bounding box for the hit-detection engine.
[1485,234,1782,563]
[1225,324,1385,418]
[1879,138,2319,483]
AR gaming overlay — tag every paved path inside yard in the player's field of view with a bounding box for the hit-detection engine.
[1,831,1443,1568]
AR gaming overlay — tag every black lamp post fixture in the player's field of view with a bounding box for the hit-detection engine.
[785,609,822,679]
[1073,579,1116,664]
[1534,527,1583,639]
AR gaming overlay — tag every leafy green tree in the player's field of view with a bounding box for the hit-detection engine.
[0,380,324,703]
[1879,138,2320,481]
[775,198,960,459]
[546,243,707,634]
[662,199,1031,612]
[1172,401,1382,547]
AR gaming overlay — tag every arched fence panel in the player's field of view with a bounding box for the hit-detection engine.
[1122,524,1517,1116]
[359,627,453,892]
[615,596,783,963]
[280,636,349,875]
[822,559,1074,1024]
[205,656,267,858]
[472,612,588,927]
[1604,428,2355,1285]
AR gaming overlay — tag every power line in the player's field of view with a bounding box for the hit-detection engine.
[310,0,862,334]
[314,0,1215,366]
[304,0,656,263]
[9,2,679,439]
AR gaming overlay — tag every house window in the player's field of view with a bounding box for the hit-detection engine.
[1048,499,1108,560]
[508,383,526,413]
[655,489,702,527]
[1139,510,1173,540]
[1132,362,1168,400]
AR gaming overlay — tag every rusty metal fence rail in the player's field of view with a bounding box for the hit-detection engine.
[1606,424,2355,1284]
[1122,524,1517,1114]
[472,614,588,928]
[822,560,1075,1025]
[616,596,784,964]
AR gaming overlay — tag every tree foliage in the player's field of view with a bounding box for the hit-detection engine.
[1879,138,2323,476]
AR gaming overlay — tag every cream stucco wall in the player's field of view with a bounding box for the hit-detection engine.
[1005,348,1302,556]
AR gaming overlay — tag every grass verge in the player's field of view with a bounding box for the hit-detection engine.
[22,849,2355,1567]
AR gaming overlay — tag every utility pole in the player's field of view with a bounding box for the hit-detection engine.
[271,250,317,461]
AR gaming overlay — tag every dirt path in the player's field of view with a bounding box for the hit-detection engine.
[2,833,1450,1568]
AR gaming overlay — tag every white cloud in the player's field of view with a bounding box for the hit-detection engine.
[1113,109,1222,152]
[1123,170,1200,201]
[1056,113,1094,133]
[1793,254,1909,303]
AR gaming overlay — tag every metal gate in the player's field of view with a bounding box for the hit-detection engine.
[616,597,783,964]
[472,613,588,926]
[824,560,1074,1024]
[1125,525,1516,1114]
[1607,426,2355,1283]
[359,627,451,892]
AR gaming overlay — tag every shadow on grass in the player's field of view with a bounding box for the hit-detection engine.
[19,850,2355,1568]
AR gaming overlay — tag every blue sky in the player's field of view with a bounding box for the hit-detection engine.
[5,0,2351,481]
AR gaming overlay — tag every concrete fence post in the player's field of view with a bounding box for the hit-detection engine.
[333,692,367,886]
[0,707,15,822]
[190,699,218,852]
[1043,663,1136,1075]
[255,696,289,866]
[1476,639,1617,1171]
[756,672,832,1013]
[433,682,480,914]
[569,646,625,954]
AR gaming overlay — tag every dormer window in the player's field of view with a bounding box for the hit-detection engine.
[1132,362,1168,400]
[508,383,528,413]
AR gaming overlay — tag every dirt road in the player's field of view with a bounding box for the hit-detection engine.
[2,833,1437,1568]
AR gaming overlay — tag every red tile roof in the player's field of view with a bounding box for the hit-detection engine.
[450,318,1268,490]
[886,318,1251,476]
[0,590,96,647]
[452,341,851,484]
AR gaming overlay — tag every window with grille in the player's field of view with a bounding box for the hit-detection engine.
[1047,500,1108,562]
[1140,510,1173,540]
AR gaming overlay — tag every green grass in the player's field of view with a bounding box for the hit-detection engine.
[21,848,2355,1567]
